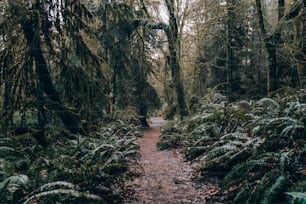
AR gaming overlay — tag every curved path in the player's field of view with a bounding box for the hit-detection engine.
[125,117,214,204]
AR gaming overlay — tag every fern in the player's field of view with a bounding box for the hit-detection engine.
[256,98,280,111]
[33,181,75,192]
[223,159,269,188]
[205,144,238,161]
[0,138,13,147]
[0,175,29,201]
[247,171,278,203]
[264,117,298,134]
[261,175,287,204]
[20,189,105,204]
[225,147,252,167]
[279,151,294,171]
[220,133,248,142]
[193,136,214,146]
[185,146,206,160]
[233,185,251,204]
[160,93,306,203]
[0,146,23,160]
[286,192,306,203]
[280,124,304,138]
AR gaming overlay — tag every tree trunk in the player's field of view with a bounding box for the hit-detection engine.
[165,0,188,118]
[21,13,86,135]
[301,0,306,86]
[129,1,189,117]
[227,0,239,101]
[255,0,279,95]
[278,0,285,20]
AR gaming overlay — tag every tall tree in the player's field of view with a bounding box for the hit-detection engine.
[96,1,160,123]
[255,0,284,94]
[0,0,108,135]
[130,0,189,118]
[164,0,189,117]
[226,0,240,100]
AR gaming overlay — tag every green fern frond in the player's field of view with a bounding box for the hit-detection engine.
[185,146,206,160]
[121,149,139,158]
[248,171,278,203]
[261,175,287,204]
[35,181,75,192]
[0,175,28,188]
[187,113,219,131]
[21,189,105,204]
[205,144,238,161]
[256,98,280,110]
[193,136,213,146]
[223,159,268,188]
[245,137,264,148]
[220,133,248,142]
[281,124,304,138]
[233,185,251,204]
[264,117,297,131]
[228,140,246,147]
[81,144,114,161]
[0,138,13,147]
[226,147,252,167]
[279,151,294,170]
[286,192,306,203]
[102,163,128,175]
[0,174,29,199]
[0,146,23,159]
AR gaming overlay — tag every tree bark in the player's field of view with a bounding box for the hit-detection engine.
[278,0,285,20]
[227,0,239,101]
[255,0,279,95]
[301,0,306,86]
[165,0,188,118]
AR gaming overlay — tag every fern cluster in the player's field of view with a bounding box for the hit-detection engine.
[161,91,306,203]
[0,120,141,203]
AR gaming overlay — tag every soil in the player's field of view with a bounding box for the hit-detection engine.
[124,118,217,204]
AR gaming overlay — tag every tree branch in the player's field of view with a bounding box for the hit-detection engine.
[130,19,169,33]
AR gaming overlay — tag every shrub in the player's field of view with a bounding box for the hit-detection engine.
[160,91,306,203]
[0,120,140,203]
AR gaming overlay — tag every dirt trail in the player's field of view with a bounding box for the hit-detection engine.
[125,118,213,204]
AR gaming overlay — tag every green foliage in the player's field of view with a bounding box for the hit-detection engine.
[0,120,140,203]
[0,175,29,202]
[157,119,186,149]
[262,175,288,204]
[160,91,306,203]
[286,192,306,204]
[287,180,306,203]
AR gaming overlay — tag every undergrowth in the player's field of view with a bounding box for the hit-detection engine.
[160,90,306,204]
[0,120,141,203]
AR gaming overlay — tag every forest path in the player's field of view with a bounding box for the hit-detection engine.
[124,117,213,204]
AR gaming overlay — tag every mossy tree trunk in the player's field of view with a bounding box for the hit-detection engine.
[21,11,85,135]
[255,0,280,95]
[296,0,306,87]
[164,0,188,118]
[226,0,240,101]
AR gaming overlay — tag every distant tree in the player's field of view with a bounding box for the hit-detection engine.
[255,0,305,94]
[226,0,246,100]
[190,0,250,99]
[95,1,161,124]
[189,0,305,99]
[131,0,189,118]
